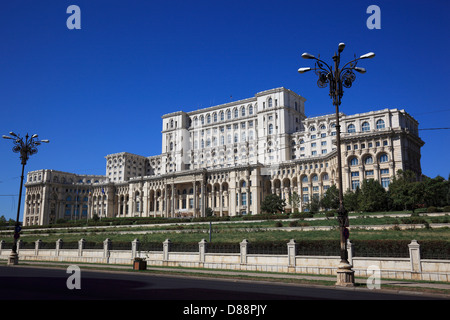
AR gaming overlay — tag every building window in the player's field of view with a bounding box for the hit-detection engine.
[381,168,389,175]
[379,154,388,163]
[268,98,273,108]
[376,119,385,129]
[381,177,390,188]
[364,156,373,164]
[241,107,246,117]
[249,105,253,115]
[347,124,356,133]
[350,157,359,166]
[268,124,274,135]
[234,108,238,118]
[362,122,370,132]
[227,110,231,119]
[365,170,374,176]
[351,180,360,190]
[241,193,247,206]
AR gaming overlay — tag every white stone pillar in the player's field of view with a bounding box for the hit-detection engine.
[408,240,422,273]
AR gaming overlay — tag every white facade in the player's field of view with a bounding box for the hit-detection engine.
[23,87,424,226]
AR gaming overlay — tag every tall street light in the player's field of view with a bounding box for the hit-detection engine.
[2,132,49,265]
[298,43,374,286]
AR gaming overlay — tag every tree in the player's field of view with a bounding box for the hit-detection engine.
[261,194,286,214]
[288,192,301,213]
[422,175,448,207]
[389,170,424,212]
[320,185,339,210]
[205,207,214,217]
[359,179,388,212]
[306,195,321,213]
[343,187,360,212]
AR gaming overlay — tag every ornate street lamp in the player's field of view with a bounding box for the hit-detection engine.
[2,132,49,265]
[298,43,374,286]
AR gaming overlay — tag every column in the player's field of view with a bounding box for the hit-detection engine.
[287,239,297,268]
[240,239,248,265]
[408,240,422,273]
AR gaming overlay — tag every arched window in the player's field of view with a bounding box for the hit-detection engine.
[362,122,370,132]
[241,107,245,117]
[302,176,308,183]
[309,126,316,132]
[268,124,274,135]
[220,111,224,121]
[194,117,198,126]
[379,153,388,163]
[200,116,204,125]
[322,173,329,181]
[347,124,356,133]
[320,124,326,130]
[376,119,385,129]
[268,97,273,108]
[234,108,238,118]
[207,114,211,123]
[249,105,253,115]
[213,113,217,122]
[364,156,373,164]
[312,174,318,182]
[227,109,231,120]
[350,157,359,166]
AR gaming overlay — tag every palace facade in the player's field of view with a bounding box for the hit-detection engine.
[23,87,424,226]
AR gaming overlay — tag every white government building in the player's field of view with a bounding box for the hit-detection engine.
[23,87,424,226]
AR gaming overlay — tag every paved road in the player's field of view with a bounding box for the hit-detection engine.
[0,265,443,301]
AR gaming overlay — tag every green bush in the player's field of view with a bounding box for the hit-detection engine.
[427,206,437,213]
[288,220,299,227]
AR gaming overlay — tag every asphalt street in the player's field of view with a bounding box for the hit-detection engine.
[0,265,444,301]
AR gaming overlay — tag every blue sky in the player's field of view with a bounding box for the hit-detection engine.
[0,0,449,220]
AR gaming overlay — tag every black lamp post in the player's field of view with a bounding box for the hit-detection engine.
[298,43,374,286]
[2,132,49,265]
